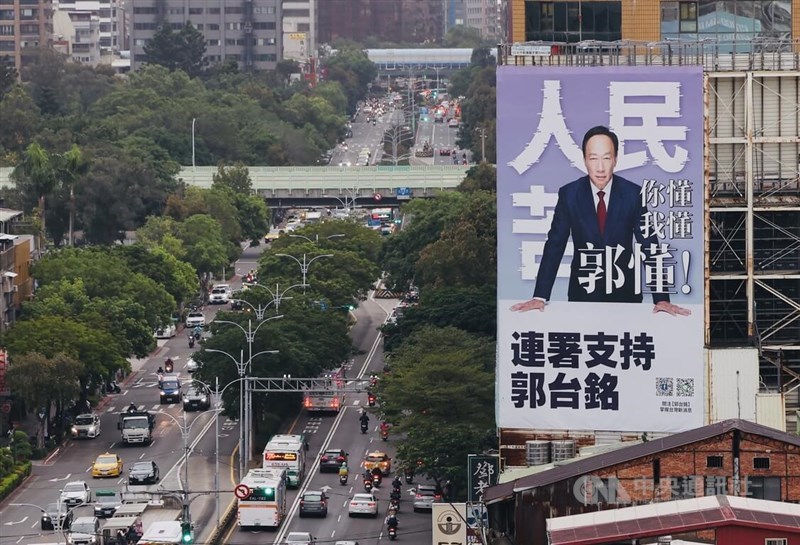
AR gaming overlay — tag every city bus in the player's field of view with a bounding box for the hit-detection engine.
[236,468,287,528]
[302,367,346,413]
[262,435,308,488]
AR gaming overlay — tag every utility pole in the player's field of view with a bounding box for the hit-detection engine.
[476,126,487,163]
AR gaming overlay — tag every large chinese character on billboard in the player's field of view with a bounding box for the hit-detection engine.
[497,66,704,433]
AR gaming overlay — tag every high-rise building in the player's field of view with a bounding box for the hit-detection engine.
[461,0,498,41]
[282,0,314,70]
[130,0,280,71]
[0,0,54,73]
[53,7,102,64]
[317,0,443,45]
[56,0,124,54]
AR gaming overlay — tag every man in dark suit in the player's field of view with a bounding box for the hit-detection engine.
[511,126,690,316]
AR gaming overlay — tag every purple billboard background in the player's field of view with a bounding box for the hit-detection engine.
[497,66,704,303]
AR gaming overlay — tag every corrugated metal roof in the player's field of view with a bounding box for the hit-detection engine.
[547,495,800,545]
[484,419,800,503]
[0,208,22,222]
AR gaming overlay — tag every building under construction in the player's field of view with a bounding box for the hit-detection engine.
[496,40,800,466]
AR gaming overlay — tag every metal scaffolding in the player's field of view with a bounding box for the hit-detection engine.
[499,40,800,426]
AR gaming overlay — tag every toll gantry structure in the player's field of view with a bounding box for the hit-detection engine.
[499,40,800,432]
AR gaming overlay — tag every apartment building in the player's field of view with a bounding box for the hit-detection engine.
[56,0,124,54]
[53,8,101,64]
[0,0,53,73]
[130,0,280,71]
[317,0,443,44]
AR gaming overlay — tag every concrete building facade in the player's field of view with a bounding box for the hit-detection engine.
[316,0,444,45]
[130,0,280,71]
[281,0,314,69]
[0,0,53,73]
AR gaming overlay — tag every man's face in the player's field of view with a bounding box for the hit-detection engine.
[583,135,617,190]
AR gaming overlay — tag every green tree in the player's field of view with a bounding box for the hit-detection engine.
[112,244,198,306]
[442,26,484,48]
[6,316,128,391]
[0,55,18,101]
[59,144,89,246]
[0,86,41,160]
[234,193,270,243]
[323,48,377,112]
[381,285,496,352]
[376,326,495,499]
[212,163,252,195]
[6,353,82,434]
[178,214,230,291]
[416,191,496,288]
[12,143,57,238]
[144,22,207,78]
[136,215,187,259]
[459,162,496,193]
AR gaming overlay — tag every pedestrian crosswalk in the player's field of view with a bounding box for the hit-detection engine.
[105,404,176,412]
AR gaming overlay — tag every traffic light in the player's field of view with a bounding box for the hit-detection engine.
[181,521,192,544]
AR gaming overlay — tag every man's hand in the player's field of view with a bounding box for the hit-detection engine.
[653,301,691,316]
[510,299,546,312]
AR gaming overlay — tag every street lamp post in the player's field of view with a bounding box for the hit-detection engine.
[203,348,247,480]
[191,118,196,185]
[275,253,334,294]
[235,282,306,315]
[288,233,345,245]
[212,316,282,471]
[156,410,194,525]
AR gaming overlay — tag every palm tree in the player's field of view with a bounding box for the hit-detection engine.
[13,143,57,241]
[60,145,89,246]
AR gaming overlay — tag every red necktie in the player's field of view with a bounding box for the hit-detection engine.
[597,190,607,235]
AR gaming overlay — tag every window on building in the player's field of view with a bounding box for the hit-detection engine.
[525,1,621,42]
[746,476,781,500]
[0,24,13,35]
[133,7,157,14]
[284,9,310,17]
[189,8,202,15]
[167,7,183,15]
[297,23,310,31]
[0,10,14,19]
[255,53,277,62]
[753,457,770,470]
[706,455,723,468]
[207,39,219,46]
[208,24,219,30]
[195,24,203,30]
[252,22,276,30]
[679,2,697,32]
[209,7,220,14]
[224,6,242,14]
[766,539,788,545]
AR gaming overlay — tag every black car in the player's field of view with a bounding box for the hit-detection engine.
[128,460,160,485]
[183,383,211,411]
[41,503,74,531]
[319,449,347,473]
[93,489,121,518]
[299,491,328,517]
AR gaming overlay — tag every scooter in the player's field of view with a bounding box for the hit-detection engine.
[368,394,376,407]
[164,359,174,373]
[339,473,348,486]
[106,381,121,394]
[380,429,389,441]
[390,497,400,512]
[372,473,382,488]
[363,479,373,493]
[388,526,397,541]
[404,470,414,484]
[188,335,195,348]
[360,421,368,434]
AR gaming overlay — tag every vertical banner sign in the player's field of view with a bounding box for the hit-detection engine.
[496,66,705,433]
[432,503,467,545]
[467,455,499,503]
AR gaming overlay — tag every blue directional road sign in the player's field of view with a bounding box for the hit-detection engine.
[396,187,412,200]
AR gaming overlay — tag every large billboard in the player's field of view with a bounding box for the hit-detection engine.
[497,66,705,433]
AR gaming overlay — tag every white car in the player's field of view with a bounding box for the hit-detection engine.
[186,358,199,373]
[284,532,315,545]
[185,311,205,328]
[348,493,378,517]
[209,284,232,304]
[154,324,176,339]
[71,413,100,439]
[60,481,91,507]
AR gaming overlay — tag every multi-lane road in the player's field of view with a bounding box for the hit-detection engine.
[0,241,428,545]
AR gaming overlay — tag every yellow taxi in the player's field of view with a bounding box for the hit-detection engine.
[362,451,391,476]
[91,452,123,478]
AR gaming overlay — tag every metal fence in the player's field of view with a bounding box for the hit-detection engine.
[498,40,800,72]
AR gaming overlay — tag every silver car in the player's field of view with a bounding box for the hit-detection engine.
[348,493,378,517]
[412,484,442,512]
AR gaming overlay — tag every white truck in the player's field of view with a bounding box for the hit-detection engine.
[117,411,155,445]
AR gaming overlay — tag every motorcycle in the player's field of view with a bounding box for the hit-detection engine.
[404,470,414,484]
[368,394,376,407]
[157,372,164,386]
[388,526,397,541]
[390,497,400,512]
[188,335,195,348]
[363,479,373,492]
[372,473,382,488]
[360,421,368,434]
[193,331,201,340]
[164,359,174,373]
[380,428,389,441]
[106,381,121,394]
[339,473,348,486]
[391,487,401,500]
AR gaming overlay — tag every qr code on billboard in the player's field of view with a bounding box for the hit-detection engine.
[655,377,674,396]
[676,378,695,397]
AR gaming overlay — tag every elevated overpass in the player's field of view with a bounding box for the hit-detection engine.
[0,165,468,207]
